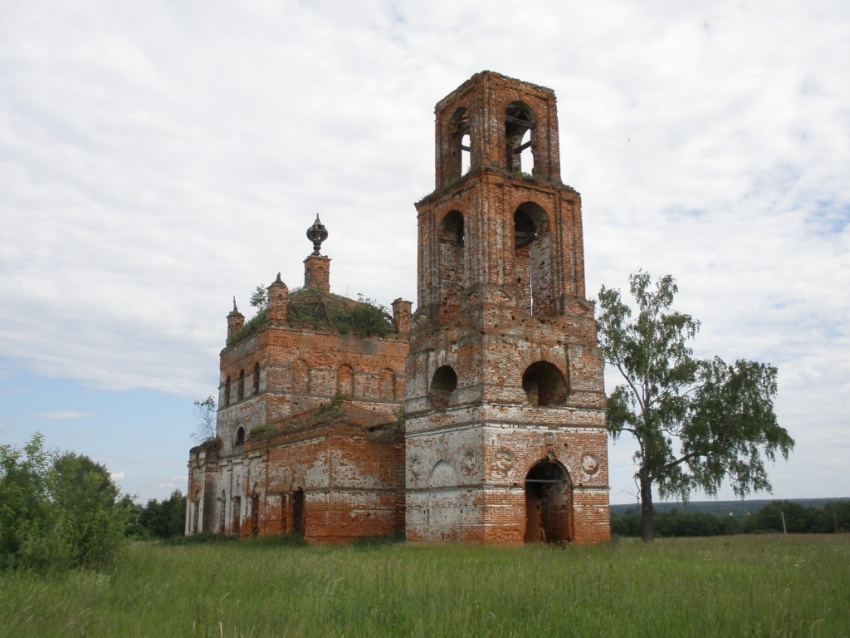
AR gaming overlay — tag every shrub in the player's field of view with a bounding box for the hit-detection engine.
[0,434,127,572]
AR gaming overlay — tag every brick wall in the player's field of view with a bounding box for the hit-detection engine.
[187,71,610,546]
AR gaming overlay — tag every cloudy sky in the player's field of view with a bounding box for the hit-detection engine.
[1,0,847,505]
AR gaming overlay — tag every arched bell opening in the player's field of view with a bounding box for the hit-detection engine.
[506,101,535,174]
[449,107,471,179]
[514,202,555,317]
[430,365,458,410]
[524,461,572,544]
[522,361,568,407]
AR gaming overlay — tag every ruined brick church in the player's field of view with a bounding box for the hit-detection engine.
[186,71,610,544]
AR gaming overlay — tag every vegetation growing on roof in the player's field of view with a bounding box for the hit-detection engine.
[248,424,277,439]
[288,290,393,337]
[227,308,267,346]
[226,287,394,347]
[310,394,346,423]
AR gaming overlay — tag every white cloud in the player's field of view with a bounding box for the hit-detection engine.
[1,0,848,502]
[36,411,91,420]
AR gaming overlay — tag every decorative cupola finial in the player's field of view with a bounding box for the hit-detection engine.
[232,296,239,312]
[274,272,283,284]
[306,214,328,256]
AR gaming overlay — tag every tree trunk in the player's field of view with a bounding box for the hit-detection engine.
[639,468,655,542]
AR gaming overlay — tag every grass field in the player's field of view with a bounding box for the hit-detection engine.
[1,535,847,637]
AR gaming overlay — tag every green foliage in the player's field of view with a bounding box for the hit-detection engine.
[0,433,55,570]
[137,490,186,540]
[612,498,850,537]
[164,532,236,545]
[241,532,307,548]
[50,453,126,570]
[0,434,126,572]
[227,285,395,346]
[1,537,848,636]
[742,499,850,534]
[191,395,217,444]
[612,509,740,537]
[329,294,393,337]
[248,423,277,438]
[249,284,268,309]
[597,271,794,541]
[227,307,268,346]
[312,393,345,421]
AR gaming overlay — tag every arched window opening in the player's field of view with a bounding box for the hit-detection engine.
[524,461,572,543]
[237,370,245,401]
[506,102,534,173]
[224,377,231,407]
[514,202,555,317]
[234,426,245,447]
[522,361,568,407]
[430,365,458,409]
[253,363,260,394]
[450,107,470,179]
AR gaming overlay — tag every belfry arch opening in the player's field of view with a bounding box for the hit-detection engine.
[438,210,465,321]
[524,461,572,543]
[514,202,555,316]
[506,101,534,174]
[522,361,568,407]
[451,107,471,179]
[430,365,457,409]
[440,210,465,247]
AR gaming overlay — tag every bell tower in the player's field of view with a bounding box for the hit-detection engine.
[405,71,610,544]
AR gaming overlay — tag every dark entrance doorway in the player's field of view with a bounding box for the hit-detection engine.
[524,461,572,543]
[292,488,305,536]
[250,494,260,537]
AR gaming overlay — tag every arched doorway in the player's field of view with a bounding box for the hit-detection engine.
[524,461,572,543]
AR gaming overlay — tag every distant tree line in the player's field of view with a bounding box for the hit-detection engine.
[122,490,186,540]
[612,500,850,538]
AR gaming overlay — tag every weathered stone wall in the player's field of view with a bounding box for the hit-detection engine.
[189,421,404,542]
[216,325,407,456]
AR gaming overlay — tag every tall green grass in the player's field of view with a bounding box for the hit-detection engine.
[1,535,847,637]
